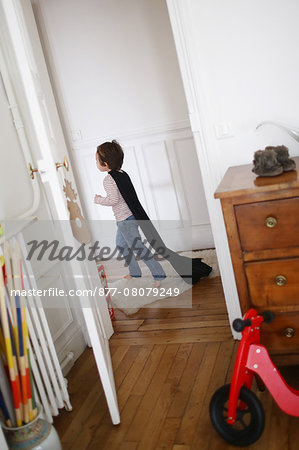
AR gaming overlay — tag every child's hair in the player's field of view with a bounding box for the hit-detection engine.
[96,140,124,170]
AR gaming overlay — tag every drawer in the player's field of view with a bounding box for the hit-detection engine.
[235,197,299,251]
[261,312,299,355]
[245,258,299,307]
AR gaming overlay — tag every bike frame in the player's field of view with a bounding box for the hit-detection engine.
[227,308,299,425]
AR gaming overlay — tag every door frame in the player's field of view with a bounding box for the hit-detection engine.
[0,0,120,424]
[0,0,113,338]
[166,0,241,336]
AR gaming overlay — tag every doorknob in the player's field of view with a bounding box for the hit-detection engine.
[28,162,38,179]
[56,157,69,172]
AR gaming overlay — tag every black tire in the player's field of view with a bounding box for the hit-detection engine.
[209,384,265,447]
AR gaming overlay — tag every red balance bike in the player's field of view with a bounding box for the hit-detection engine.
[209,309,299,446]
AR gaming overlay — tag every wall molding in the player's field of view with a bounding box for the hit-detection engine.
[71,119,192,151]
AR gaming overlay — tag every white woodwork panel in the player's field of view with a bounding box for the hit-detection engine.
[39,273,73,341]
[20,216,87,361]
[72,124,213,250]
[22,219,58,279]
[173,137,211,226]
[165,139,191,223]
[142,140,182,224]
[33,262,85,359]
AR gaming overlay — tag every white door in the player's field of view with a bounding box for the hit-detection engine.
[0,0,120,425]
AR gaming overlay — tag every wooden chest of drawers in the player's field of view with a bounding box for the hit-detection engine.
[215,157,299,365]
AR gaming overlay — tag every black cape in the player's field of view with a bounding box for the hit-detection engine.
[109,170,212,285]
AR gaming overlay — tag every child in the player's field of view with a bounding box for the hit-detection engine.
[94,140,166,287]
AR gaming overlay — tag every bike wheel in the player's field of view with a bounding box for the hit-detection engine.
[209,384,265,446]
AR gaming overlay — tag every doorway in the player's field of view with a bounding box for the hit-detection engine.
[31,0,214,254]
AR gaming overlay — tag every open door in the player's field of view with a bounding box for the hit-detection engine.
[0,0,120,425]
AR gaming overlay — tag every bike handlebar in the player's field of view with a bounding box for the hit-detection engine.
[232,318,252,332]
[232,310,274,332]
[262,310,274,324]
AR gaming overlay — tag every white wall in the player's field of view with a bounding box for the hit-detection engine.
[177,0,299,176]
[32,0,213,250]
[166,0,299,330]
[33,0,189,139]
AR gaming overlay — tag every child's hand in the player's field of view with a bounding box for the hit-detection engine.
[94,194,102,204]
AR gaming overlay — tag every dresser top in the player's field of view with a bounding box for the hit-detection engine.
[215,156,299,199]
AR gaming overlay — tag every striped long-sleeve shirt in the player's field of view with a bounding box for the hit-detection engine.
[96,173,133,221]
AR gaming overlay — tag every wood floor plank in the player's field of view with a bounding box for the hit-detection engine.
[114,346,144,389]
[166,343,206,420]
[68,347,148,450]
[166,307,227,319]
[60,381,106,448]
[117,302,227,321]
[69,393,108,450]
[113,319,145,332]
[125,344,180,443]
[132,344,167,396]
[140,314,228,326]
[139,319,229,332]
[90,394,142,450]
[84,419,113,450]
[174,342,220,446]
[136,344,193,450]
[172,443,191,449]
[266,402,289,450]
[288,416,299,450]
[190,339,236,449]
[111,328,231,346]
[111,345,131,367]
[251,390,274,450]
[119,442,138,450]
[155,344,206,449]
[53,349,104,441]
[119,307,173,320]
[55,344,134,448]
[225,340,239,384]
[117,345,153,411]
[155,417,182,450]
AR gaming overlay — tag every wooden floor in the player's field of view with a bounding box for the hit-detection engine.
[53,277,299,449]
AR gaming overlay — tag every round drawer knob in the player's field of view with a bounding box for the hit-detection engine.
[275,275,287,286]
[284,327,295,338]
[265,216,277,228]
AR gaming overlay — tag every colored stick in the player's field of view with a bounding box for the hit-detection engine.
[27,349,37,418]
[7,308,22,421]
[0,389,12,427]
[4,243,24,424]
[0,267,22,426]
[3,253,23,425]
[3,243,19,358]
[0,327,7,367]
[15,242,33,421]
[15,293,29,423]
[11,240,29,424]
[0,354,15,427]
[19,252,34,421]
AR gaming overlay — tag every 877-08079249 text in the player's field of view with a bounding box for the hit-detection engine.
[99,287,180,297]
